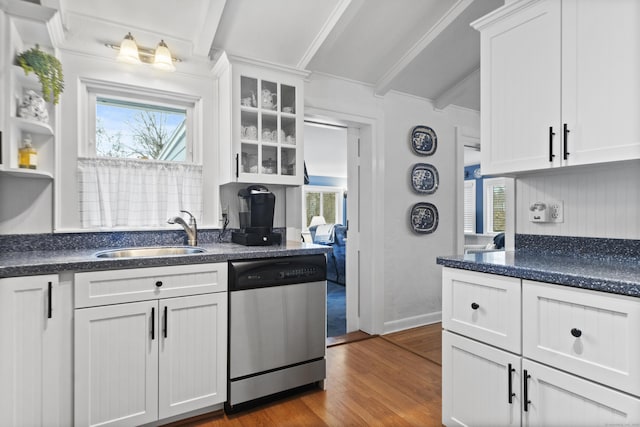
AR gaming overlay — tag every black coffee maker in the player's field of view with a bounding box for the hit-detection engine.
[231,185,282,246]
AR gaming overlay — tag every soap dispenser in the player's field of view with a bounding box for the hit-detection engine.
[18,134,37,169]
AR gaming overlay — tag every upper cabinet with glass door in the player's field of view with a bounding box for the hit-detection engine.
[213,52,309,186]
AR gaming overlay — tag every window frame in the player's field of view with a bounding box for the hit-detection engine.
[483,177,506,235]
[78,78,202,163]
[302,185,345,230]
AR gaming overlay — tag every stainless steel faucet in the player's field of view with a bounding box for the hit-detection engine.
[168,210,198,246]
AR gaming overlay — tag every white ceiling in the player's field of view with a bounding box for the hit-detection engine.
[45,0,504,110]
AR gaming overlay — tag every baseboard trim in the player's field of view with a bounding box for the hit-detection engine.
[383,311,442,335]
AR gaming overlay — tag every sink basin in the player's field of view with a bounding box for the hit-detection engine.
[95,246,206,259]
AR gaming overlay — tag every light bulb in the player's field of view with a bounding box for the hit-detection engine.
[153,40,175,72]
[117,32,141,64]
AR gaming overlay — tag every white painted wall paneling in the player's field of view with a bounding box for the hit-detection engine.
[516,161,640,238]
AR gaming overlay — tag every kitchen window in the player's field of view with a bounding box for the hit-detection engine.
[77,79,204,228]
[303,186,344,229]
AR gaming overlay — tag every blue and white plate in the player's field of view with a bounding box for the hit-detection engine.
[411,163,439,194]
[410,125,437,156]
[410,202,439,234]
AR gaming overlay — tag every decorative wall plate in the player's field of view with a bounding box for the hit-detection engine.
[410,202,439,234]
[411,163,439,194]
[410,125,437,156]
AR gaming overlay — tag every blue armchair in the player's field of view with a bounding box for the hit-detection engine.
[309,224,347,285]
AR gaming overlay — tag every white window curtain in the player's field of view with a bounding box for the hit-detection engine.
[78,157,202,228]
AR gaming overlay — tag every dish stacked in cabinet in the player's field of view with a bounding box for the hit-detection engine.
[213,52,308,186]
[441,267,640,426]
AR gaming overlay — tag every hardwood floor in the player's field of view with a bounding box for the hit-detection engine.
[381,323,442,366]
[178,325,442,426]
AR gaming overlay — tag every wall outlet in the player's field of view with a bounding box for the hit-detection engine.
[549,201,564,223]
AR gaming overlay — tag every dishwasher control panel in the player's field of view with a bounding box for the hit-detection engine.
[229,254,327,290]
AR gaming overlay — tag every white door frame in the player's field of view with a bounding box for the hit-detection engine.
[305,107,383,335]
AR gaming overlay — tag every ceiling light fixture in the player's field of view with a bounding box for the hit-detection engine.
[106,33,181,71]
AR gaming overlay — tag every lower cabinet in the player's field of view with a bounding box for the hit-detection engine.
[0,274,72,427]
[74,265,228,427]
[443,331,640,426]
[441,267,640,426]
[522,359,640,426]
[442,331,521,427]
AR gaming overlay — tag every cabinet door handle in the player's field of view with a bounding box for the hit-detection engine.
[523,369,531,412]
[571,328,582,338]
[151,307,155,340]
[47,281,53,319]
[163,306,168,338]
[549,126,556,162]
[563,123,570,160]
[235,153,239,178]
[471,302,480,310]
[507,363,516,404]
[155,281,163,287]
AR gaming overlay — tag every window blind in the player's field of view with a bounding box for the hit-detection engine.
[464,180,476,233]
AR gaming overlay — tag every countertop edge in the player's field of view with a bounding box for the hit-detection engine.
[437,256,640,298]
[0,245,332,279]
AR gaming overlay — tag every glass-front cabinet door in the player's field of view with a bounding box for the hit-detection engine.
[236,73,301,184]
[213,53,306,185]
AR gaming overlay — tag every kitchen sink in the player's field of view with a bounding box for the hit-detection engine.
[95,246,206,258]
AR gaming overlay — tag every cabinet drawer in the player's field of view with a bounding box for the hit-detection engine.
[75,263,227,308]
[523,280,640,397]
[442,268,521,353]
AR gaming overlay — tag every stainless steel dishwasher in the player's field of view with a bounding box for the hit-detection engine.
[226,254,327,412]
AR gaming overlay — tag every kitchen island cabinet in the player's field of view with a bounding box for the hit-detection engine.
[441,267,640,426]
[473,0,640,175]
[0,274,72,427]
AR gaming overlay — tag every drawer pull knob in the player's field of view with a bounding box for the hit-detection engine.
[571,328,582,338]
[155,281,163,287]
[471,302,480,310]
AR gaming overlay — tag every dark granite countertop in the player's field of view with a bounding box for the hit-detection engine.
[0,241,331,279]
[437,250,640,298]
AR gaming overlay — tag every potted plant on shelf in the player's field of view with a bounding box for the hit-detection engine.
[16,44,64,105]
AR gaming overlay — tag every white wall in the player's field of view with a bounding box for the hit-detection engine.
[382,92,479,332]
[516,160,640,239]
[305,72,480,333]
[304,123,347,178]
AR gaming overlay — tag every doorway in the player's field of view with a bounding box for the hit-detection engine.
[303,120,348,337]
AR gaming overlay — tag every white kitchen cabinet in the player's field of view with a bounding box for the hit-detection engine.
[442,268,521,353]
[523,280,640,398]
[443,331,521,426]
[0,2,61,180]
[159,293,227,419]
[522,359,640,426]
[213,52,308,186]
[473,0,640,175]
[74,264,228,427]
[0,274,72,427]
[74,300,159,427]
[441,267,640,426]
